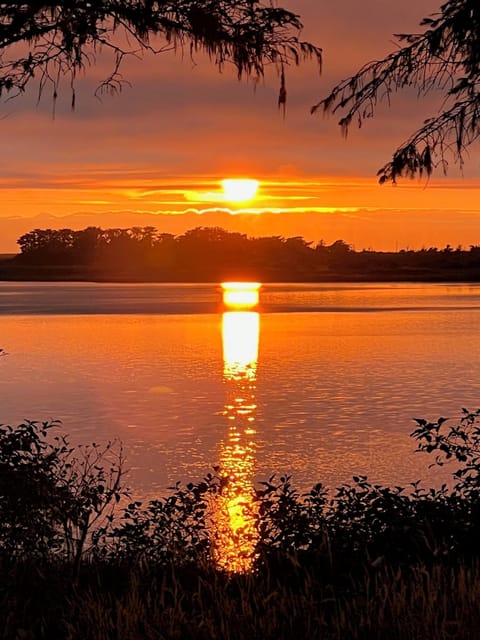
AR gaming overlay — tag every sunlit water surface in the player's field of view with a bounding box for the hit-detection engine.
[1,282,480,501]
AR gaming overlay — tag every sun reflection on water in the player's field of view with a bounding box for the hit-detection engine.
[211,310,260,573]
[221,282,261,309]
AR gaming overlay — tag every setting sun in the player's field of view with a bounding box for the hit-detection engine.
[221,179,259,203]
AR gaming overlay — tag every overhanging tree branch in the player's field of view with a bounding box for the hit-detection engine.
[312,0,480,182]
[0,1,322,107]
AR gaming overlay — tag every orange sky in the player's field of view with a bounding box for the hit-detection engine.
[1,0,479,253]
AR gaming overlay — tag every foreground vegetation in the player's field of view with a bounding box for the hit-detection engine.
[1,411,480,639]
[3,226,480,281]
[4,557,480,639]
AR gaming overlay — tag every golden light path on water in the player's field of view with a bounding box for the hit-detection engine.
[211,307,260,573]
[220,282,261,309]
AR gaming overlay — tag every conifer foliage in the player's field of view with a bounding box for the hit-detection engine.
[0,1,322,107]
[313,1,480,181]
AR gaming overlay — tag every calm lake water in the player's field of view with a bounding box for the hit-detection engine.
[1,282,480,499]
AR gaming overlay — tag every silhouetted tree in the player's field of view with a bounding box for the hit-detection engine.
[327,239,351,257]
[0,1,322,108]
[17,227,76,263]
[71,226,103,264]
[313,0,480,181]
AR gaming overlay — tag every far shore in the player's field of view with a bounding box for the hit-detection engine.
[1,262,480,284]
[5,225,480,282]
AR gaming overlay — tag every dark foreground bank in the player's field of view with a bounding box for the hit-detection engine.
[1,413,480,639]
[3,557,480,640]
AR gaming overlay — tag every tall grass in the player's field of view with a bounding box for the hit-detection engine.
[2,558,480,639]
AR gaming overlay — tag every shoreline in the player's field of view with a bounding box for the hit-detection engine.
[2,266,480,284]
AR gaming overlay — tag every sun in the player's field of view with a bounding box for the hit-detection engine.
[221,179,259,203]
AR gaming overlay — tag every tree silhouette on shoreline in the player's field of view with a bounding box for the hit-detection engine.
[7,224,480,281]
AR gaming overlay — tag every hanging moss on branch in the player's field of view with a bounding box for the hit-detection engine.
[0,1,322,107]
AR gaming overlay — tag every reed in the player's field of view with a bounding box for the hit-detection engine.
[2,558,480,639]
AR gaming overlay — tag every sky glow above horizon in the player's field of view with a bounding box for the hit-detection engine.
[1,0,479,253]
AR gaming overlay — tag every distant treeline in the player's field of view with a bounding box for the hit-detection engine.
[3,225,480,281]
